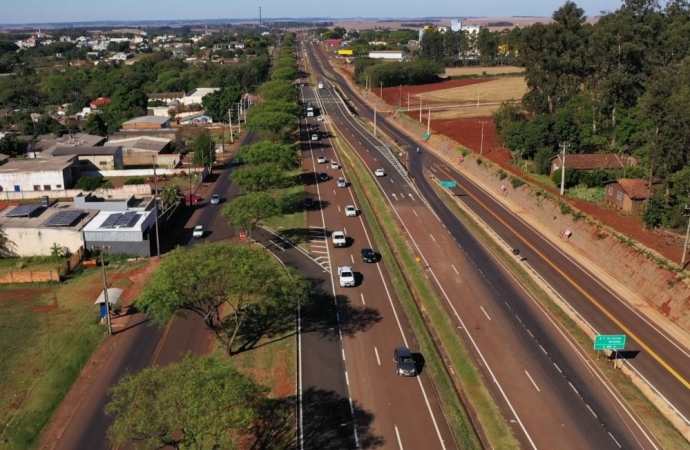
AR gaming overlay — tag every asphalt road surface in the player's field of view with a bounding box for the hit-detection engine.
[301,39,671,449]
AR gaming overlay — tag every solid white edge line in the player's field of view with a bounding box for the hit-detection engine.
[480,306,491,321]
[525,370,541,392]
[375,346,381,365]
[395,424,404,450]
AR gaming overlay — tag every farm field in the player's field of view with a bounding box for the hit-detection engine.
[419,77,528,103]
[0,261,147,449]
[442,66,524,77]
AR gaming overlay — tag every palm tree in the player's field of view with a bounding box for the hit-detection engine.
[160,186,182,212]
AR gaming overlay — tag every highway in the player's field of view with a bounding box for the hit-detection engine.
[301,39,671,449]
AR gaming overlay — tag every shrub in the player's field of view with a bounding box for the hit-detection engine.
[560,202,572,215]
[124,177,146,185]
[498,170,508,180]
[476,157,483,166]
[510,177,525,188]
[75,175,104,191]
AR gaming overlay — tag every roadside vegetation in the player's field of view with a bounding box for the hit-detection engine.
[106,32,316,450]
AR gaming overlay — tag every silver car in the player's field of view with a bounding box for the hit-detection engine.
[337,177,347,188]
[394,347,416,377]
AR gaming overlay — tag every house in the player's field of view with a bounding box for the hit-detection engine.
[549,153,636,174]
[51,146,124,171]
[109,52,134,61]
[367,50,410,61]
[110,129,181,146]
[0,202,98,257]
[324,39,342,46]
[181,88,220,106]
[77,193,159,257]
[179,112,213,125]
[170,49,186,58]
[121,116,171,130]
[604,179,654,214]
[90,97,111,109]
[0,155,79,192]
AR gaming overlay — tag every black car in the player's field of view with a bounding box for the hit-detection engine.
[393,347,417,377]
[319,172,330,182]
[361,248,377,263]
[304,196,314,208]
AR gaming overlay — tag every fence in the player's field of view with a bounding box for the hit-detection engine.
[0,185,152,201]
[0,246,86,284]
[59,246,85,279]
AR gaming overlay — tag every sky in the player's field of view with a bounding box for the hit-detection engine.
[3,0,621,25]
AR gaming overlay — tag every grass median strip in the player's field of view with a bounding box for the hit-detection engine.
[333,134,517,449]
[433,181,689,449]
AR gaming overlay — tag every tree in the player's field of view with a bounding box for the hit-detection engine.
[419,27,445,62]
[231,163,286,192]
[107,355,266,449]
[245,110,297,142]
[75,175,104,191]
[192,130,216,166]
[237,141,298,170]
[83,113,108,136]
[222,192,282,239]
[160,185,182,211]
[201,85,242,123]
[256,80,297,103]
[0,133,20,157]
[136,242,300,353]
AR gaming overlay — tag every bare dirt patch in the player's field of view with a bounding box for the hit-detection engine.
[432,105,502,120]
[380,78,493,105]
[443,66,524,77]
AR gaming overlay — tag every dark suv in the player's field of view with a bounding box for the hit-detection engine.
[319,172,330,182]
[361,248,377,263]
[394,347,416,377]
[304,196,315,208]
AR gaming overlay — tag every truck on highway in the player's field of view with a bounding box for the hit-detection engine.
[306,106,314,117]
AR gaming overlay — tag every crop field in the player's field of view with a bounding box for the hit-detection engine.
[419,77,528,103]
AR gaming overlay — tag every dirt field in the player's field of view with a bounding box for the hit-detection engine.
[331,17,555,31]
[380,78,492,106]
[419,77,528,103]
[442,66,524,77]
[431,105,502,120]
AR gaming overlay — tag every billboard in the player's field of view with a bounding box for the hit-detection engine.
[338,49,353,56]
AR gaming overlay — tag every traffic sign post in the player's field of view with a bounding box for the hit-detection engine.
[440,181,457,188]
[594,334,626,350]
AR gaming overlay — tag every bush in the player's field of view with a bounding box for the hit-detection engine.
[476,157,483,166]
[643,196,666,229]
[75,175,104,191]
[498,170,508,180]
[124,177,146,185]
[510,177,525,188]
[533,147,555,175]
[550,167,578,189]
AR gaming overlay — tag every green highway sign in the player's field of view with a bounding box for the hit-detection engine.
[594,334,626,350]
[440,181,457,188]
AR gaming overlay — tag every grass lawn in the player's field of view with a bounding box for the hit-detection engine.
[0,256,65,276]
[0,264,143,449]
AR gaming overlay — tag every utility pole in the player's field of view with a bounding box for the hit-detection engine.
[559,142,570,196]
[229,108,234,143]
[427,108,431,136]
[398,85,402,110]
[682,206,690,268]
[237,103,241,133]
[407,92,410,112]
[95,245,112,335]
[380,81,383,99]
[374,105,377,137]
[479,119,487,155]
[152,157,161,258]
[259,6,262,33]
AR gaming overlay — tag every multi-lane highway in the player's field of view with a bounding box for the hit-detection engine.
[299,38,679,449]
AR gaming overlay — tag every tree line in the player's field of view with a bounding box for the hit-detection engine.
[492,0,690,229]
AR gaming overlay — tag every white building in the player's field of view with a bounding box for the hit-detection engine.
[0,155,79,192]
[179,112,213,125]
[0,203,98,257]
[78,193,158,257]
[182,88,220,106]
[367,50,410,62]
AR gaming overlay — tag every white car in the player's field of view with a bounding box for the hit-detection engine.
[338,266,355,287]
[345,205,357,217]
[331,161,340,169]
[332,231,347,247]
[375,168,385,177]
[337,177,347,188]
[192,225,204,238]
[317,115,324,122]
[311,134,319,141]
[210,194,220,204]
[317,156,327,164]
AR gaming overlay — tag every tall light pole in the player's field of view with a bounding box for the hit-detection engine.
[407,92,410,112]
[398,85,402,110]
[419,98,422,122]
[380,81,383,99]
[559,142,570,196]
[95,245,112,335]
[682,206,690,268]
[228,108,234,143]
[373,105,377,137]
[152,156,161,258]
[479,119,487,155]
[426,108,431,136]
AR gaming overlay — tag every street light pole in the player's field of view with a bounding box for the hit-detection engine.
[152,157,161,258]
[398,85,402,110]
[559,142,570,196]
[228,108,234,143]
[380,81,383,99]
[682,206,690,268]
[95,245,112,335]
[373,105,377,137]
[479,119,487,155]
[426,108,431,136]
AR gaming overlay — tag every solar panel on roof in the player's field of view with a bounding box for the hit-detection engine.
[42,210,84,227]
[5,204,42,218]
[115,211,137,227]
[100,213,122,228]
[123,213,140,228]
